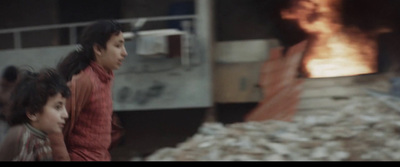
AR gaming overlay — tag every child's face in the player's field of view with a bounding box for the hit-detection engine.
[30,93,68,134]
[95,32,128,72]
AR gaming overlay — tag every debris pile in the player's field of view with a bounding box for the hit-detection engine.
[144,96,400,161]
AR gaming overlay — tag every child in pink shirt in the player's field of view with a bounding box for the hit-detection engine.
[49,20,128,161]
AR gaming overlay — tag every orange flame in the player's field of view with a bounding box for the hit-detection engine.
[282,0,383,78]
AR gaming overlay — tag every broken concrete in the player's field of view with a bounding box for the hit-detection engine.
[142,95,400,161]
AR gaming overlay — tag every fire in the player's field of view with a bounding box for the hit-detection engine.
[281,0,382,78]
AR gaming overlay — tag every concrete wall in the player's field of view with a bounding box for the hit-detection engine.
[0,46,73,72]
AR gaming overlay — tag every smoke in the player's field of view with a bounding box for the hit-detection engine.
[253,0,400,59]
[253,0,307,50]
[341,0,400,33]
[340,0,400,72]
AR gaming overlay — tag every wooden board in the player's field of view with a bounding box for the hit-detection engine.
[298,73,391,110]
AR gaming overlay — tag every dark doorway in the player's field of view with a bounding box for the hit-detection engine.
[59,0,122,23]
[58,0,122,45]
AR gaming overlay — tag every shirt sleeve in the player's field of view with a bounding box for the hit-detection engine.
[48,133,69,161]
[49,72,93,161]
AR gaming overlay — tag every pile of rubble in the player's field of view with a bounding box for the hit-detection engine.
[143,95,400,161]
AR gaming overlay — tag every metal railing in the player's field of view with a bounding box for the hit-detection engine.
[0,15,196,49]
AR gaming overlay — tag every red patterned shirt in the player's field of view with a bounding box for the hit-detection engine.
[0,123,52,161]
[63,62,114,161]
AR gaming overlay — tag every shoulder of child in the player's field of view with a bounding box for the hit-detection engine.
[70,71,93,90]
[0,125,24,160]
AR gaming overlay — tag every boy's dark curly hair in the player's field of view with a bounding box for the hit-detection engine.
[8,68,71,126]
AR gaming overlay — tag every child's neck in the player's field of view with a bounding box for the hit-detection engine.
[24,123,48,138]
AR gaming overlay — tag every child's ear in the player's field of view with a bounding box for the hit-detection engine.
[26,112,38,121]
[93,44,103,58]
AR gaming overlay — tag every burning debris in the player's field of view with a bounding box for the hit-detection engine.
[281,0,390,78]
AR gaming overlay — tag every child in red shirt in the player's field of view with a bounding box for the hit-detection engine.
[49,20,128,161]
